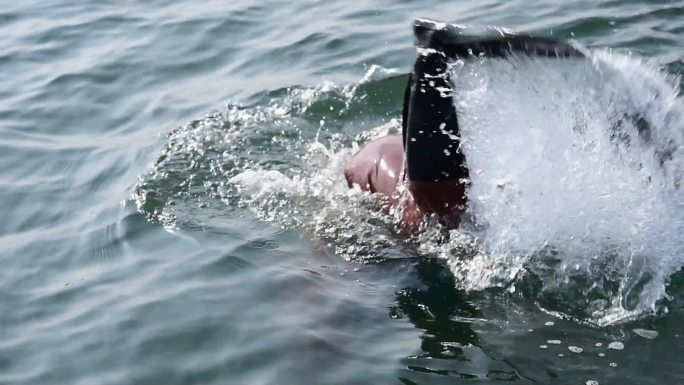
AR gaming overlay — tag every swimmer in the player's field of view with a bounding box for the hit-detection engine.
[344,18,584,229]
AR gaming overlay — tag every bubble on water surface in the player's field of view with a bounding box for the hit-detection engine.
[568,346,583,353]
[633,328,658,339]
[608,342,624,350]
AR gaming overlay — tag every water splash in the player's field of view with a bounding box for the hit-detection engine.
[133,69,409,260]
[444,51,684,324]
[134,54,683,325]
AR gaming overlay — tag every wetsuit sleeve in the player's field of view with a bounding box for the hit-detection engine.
[403,19,585,183]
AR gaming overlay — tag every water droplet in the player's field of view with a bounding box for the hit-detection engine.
[545,321,555,326]
[633,328,658,340]
[568,346,583,353]
[608,342,624,350]
[558,353,564,357]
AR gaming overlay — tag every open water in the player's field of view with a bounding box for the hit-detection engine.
[2,1,684,384]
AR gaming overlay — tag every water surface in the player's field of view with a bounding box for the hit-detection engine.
[2,1,683,384]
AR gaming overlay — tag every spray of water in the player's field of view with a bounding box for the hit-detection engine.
[432,51,684,325]
[134,66,409,261]
[134,53,683,325]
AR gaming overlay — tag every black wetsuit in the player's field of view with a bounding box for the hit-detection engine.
[402,19,585,185]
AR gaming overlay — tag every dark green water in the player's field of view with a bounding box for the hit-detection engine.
[2,1,684,384]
